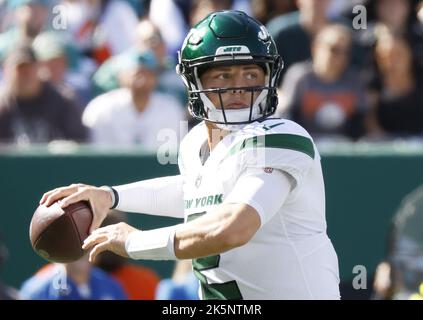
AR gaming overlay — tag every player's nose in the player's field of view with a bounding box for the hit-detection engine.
[229,74,247,92]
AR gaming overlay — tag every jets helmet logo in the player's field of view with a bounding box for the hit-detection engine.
[258,26,270,41]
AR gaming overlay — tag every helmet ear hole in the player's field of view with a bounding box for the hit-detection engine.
[277,56,284,70]
[176,63,185,75]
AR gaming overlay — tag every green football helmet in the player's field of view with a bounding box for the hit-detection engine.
[176,10,283,130]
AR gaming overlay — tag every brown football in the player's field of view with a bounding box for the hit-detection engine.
[29,200,93,263]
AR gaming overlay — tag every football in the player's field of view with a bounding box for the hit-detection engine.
[29,200,93,263]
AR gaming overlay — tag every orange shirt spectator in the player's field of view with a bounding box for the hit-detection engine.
[110,263,160,300]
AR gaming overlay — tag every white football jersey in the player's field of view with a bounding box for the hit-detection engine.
[178,118,340,300]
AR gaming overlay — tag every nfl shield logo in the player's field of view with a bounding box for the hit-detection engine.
[195,175,202,188]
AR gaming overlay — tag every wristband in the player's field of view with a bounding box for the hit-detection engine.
[125,225,177,260]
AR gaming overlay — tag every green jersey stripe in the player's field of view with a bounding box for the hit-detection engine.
[225,134,315,160]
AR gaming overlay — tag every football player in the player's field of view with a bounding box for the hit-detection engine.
[40,10,340,299]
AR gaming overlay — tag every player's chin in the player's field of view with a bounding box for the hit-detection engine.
[224,104,249,110]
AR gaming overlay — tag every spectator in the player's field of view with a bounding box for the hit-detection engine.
[188,0,234,26]
[372,0,416,36]
[148,0,190,60]
[250,0,296,25]
[0,45,87,144]
[61,0,139,65]
[32,30,94,111]
[149,0,235,60]
[358,0,423,75]
[83,51,185,149]
[232,0,252,16]
[372,185,423,300]
[326,0,366,21]
[94,213,161,300]
[372,29,423,137]
[266,0,333,83]
[92,18,186,105]
[278,24,367,141]
[0,0,49,64]
[156,260,199,300]
[20,256,127,300]
[135,19,186,105]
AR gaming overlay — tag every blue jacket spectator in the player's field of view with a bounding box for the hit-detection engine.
[20,262,127,300]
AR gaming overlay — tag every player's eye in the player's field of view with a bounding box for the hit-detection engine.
[245,72,258,80]
[214,72,231,80]
[213,72,231,80]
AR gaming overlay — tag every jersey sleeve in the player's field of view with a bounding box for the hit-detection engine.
[227,130,316,190]
[224,167,293,226]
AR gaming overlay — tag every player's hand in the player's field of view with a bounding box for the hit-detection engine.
[39,183,113,233]
[82,222,138,262]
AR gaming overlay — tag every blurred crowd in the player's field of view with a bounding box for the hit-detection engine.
[0,0,421,149]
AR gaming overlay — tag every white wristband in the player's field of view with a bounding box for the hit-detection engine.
[125,225,178,260]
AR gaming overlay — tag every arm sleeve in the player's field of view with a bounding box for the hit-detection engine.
[114,175,185,219]
[224,167,293,226]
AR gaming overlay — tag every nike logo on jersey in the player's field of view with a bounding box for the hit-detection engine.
[263,122,285,131]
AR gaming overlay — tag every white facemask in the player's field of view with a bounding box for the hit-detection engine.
[195,67,270,131]
[200,94,264,131]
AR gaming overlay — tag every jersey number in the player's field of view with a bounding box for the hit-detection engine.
[187,212,243,300]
